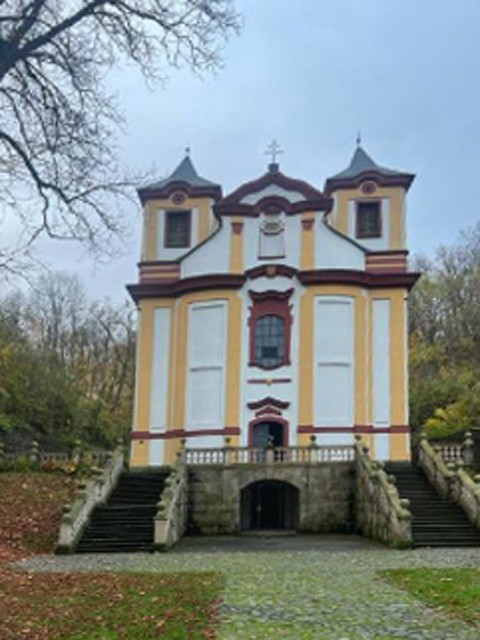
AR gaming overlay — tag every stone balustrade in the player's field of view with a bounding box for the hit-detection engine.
[55,442,125,554]
[354,435,412,548]
[0,436,111,469]
[428,430,477,467]
[418,433,480,529]
[154,447,188,551]
[185,441,355,466]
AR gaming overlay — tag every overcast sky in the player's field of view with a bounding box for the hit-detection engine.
[31,0,480,303]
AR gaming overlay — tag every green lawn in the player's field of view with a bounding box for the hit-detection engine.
[383,568,480,628]
[0,568,223,639]
[0,473,223,639]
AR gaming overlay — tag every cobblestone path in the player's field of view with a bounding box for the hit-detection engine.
[18,536,480,640]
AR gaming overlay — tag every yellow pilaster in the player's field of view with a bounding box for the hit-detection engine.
[354,292,368,426]
[130,440,149,466]
[225,294,242,445]
[198,200,212,242]
[298,291,314,444]
[300,213,316,270]
[229,218,244,273]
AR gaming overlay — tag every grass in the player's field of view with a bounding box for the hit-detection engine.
[0,473,224,639]
[0,568,223,639]
[383,568,480,628]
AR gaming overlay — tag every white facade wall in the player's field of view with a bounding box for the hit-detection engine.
[181,227,229,278]
[149,307,171,432]
[239,276,301,447]
[186,300,227,448]
[372,299,391,427]
[315,221,365,270]
[313,296,355,428]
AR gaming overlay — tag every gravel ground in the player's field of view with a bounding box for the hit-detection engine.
[17,535,480,640]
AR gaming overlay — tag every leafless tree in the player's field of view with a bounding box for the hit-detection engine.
[0,1,241,272]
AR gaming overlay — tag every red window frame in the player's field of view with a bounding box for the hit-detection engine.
[355,201,382,239]
[248,290,293,369]
[164,209,191,248]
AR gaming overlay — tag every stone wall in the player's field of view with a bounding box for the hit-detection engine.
[188,462,355,535]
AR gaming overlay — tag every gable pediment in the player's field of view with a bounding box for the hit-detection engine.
[216,169,333,216]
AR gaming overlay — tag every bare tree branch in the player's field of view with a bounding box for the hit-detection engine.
[0,1,241,272]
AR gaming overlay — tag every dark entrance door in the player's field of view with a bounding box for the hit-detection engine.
[251,421,285,448]
[240,480,299,530]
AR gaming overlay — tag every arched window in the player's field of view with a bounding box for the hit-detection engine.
[254,315,285,368]
[248,289,293,370]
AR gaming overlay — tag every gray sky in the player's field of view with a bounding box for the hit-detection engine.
[33,0,480,303]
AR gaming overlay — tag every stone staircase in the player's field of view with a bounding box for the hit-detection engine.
[76,470,169,553]
[386,462,480,548]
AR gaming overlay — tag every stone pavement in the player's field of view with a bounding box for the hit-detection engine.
[18,535,480,639]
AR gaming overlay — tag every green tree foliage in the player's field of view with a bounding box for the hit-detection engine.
[0,273,135,447]
[409,221,480,438]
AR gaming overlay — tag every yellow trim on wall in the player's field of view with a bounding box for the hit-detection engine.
[229,217,244,273]
[390,433,410,461]
[225,294,242,445]
[300,213,316,270]
[142,197,215,261]
[130,440,149,466]
[331,186,406,250]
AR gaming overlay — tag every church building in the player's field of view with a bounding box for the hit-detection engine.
[127,144,419,467]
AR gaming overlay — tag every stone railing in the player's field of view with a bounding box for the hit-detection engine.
[428,431,476,467]
[185,441,355,466]
[55,442,125,554]
[418,434,480,529]
[354,435,412,548]
[0,438,111,468]
[154,448,187,551]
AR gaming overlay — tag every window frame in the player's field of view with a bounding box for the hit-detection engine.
[253,314,286,369]
[355,200,382,239]
[164,209,192,248]
[248,290,293,370]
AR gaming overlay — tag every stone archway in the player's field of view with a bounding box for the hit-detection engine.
[240,479,299,531]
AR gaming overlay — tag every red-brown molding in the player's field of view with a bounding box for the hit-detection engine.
[246,265,297,279]
[221,169,330,204]
[298,424,410,434]
[247,378,292,384]
[301,218,315,231]
[249,288,294,302]
[215,197,332,218]
[366,249,409,257]
[325,171,415,195]
[247,397,291,411]
[137,181,222,204]
[127,274,245,303]
[131,427,240,440]
[248,417,289,447]
[231,221,244,235]
[298,269,420,290]
[127,268,421,303]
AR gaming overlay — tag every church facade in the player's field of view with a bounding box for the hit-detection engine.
[127,145,419,467]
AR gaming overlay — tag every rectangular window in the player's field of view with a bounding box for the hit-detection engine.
[356,201,381,238]
[165,210,191,248]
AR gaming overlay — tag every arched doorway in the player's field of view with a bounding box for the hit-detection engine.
[250,420,286,448]
[240,480,299,531]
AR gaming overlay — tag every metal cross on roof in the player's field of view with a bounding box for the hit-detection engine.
[264,139,284,164]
